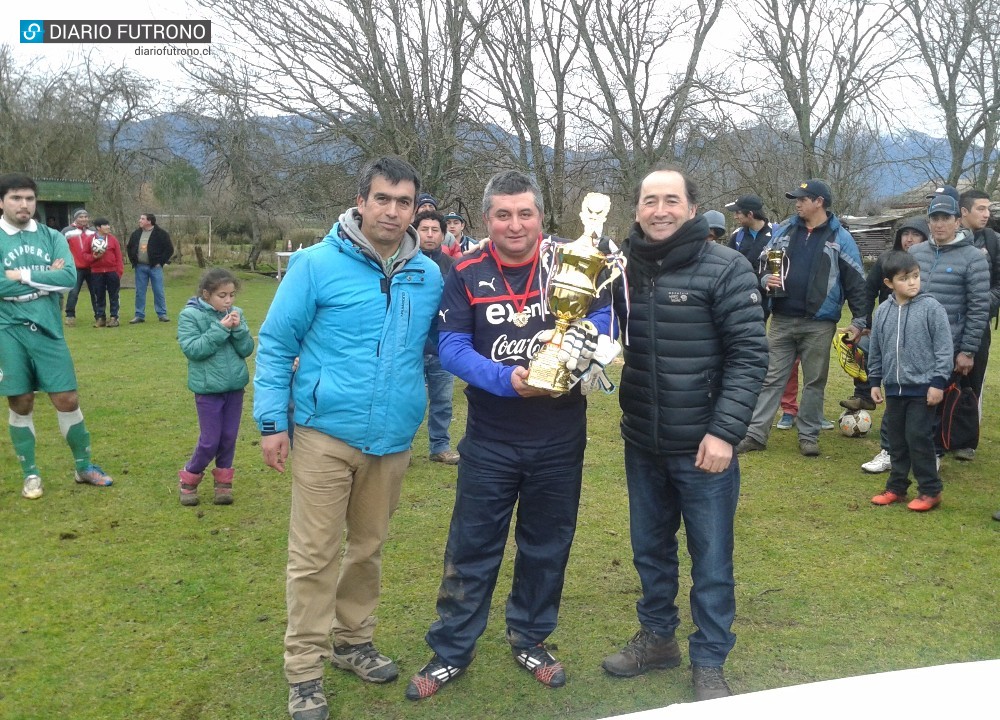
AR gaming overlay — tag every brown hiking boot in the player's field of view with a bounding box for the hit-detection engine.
[93,317,107,328]
[799,439,820,457]
[602,627,681,677]
[839,396,876,411]
[692,665,732,701]
[735,436,766,454]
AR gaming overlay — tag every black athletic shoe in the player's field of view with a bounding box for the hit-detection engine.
[405,654,465,700]
[512,644,566,688]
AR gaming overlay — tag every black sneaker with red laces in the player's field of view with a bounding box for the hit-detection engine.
[512,644,566,688]
[405,654,466,700]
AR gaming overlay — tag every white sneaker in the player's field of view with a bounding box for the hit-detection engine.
[22,474,43,499]
[861,449,891,473]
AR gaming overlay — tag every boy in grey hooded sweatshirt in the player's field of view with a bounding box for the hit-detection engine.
[867,251,953,512]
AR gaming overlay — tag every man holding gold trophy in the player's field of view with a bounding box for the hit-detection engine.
[407,171,616,699]
[736,178,867,457]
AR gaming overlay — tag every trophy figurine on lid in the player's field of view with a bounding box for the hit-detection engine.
[525,193,624,394]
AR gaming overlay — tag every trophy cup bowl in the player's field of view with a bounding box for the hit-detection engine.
[524,240,608,393]
[766,248,786,297]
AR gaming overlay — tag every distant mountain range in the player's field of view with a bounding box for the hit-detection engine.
[120,113,971,202]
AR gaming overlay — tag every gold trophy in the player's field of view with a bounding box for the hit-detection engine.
[766,247,787,297]
[525,193,621,393]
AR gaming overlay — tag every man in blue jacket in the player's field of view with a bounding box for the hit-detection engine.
[253,156,442,720]
[737,178,867,457]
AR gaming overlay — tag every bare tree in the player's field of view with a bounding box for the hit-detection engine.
[0,46,167,231]
[744,0,904,188]
[0,46,94,178]
[181,58,299,269]
[193,0,484,197]
[568,0,725,201]
[896,0,1000,192]
[80,60,165,235]
[470,0,583,233]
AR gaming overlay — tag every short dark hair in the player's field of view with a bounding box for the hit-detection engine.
[198,267,240,295]
[357,156,421,201]
[960,189,991,211]
[634,163,698,206]
[0,173,37,200]
[414,209,445,233]
[482,170,544,216]
[143,213,157,225]
[882,250,919,281]
[93,217,110,228]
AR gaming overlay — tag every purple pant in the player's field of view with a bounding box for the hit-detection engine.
[186,390,244,474]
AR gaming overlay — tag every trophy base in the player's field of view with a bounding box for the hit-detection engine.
[525,344,571,393]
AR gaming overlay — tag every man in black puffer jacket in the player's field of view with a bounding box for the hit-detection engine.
[601,166,767,701]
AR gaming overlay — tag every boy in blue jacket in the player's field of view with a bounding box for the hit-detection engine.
[868,251,953,512]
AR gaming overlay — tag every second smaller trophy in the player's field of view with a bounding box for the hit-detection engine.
[766,247,787,297]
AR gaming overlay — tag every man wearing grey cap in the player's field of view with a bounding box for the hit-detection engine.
[703,211,727,242]
[737,179,867,457]
[63,208,97,327]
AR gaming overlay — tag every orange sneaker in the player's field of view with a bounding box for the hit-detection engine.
[871,490,906,505]
[907,494,941,512]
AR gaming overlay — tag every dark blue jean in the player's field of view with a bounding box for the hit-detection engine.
[423,354,455,454]
[65,267,95,318]
[90,271,121,319]
[425,433,585,667]
[624,442,740,667]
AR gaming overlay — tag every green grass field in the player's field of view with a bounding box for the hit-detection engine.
[2,266,997,719]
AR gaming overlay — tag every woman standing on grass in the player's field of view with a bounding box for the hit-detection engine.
[176,268,255,506]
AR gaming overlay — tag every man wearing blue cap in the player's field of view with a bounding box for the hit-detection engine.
[444,211,477,254]
[909,193,990,457]
[737,178,867,457]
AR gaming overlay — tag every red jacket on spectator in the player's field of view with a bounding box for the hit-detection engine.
[65,227,97,270]
[90,234,124,277]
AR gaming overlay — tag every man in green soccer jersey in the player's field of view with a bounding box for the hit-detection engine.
[0,173,113,499]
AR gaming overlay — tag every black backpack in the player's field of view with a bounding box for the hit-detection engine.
[937,380,980,450]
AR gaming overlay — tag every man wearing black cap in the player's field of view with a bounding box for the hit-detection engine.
[737,179,867,457]
[725,194,772,267]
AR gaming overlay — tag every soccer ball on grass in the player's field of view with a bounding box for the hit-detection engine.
[838,409,872,437]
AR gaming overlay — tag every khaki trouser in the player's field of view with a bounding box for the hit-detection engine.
[283,427,409,683]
